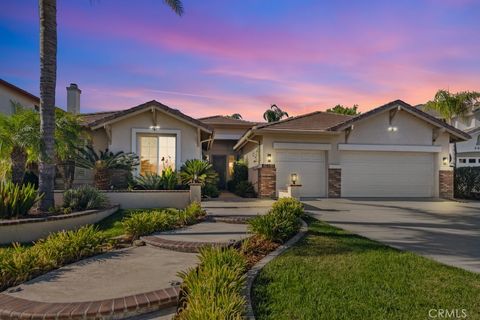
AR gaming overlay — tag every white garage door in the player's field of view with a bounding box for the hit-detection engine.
[341,151,435,197]
[276,150,326,197]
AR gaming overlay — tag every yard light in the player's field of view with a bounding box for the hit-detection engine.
[442,157,448,166]
[291,173,298,185]
[267,153,272,163]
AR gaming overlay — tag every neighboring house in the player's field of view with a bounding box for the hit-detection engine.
[198,116,258,188]
[234,100,469,199]
[0,79,39,114]
[418,103,480,167]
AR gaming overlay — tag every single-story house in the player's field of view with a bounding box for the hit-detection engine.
[234,100,470,199]
[61,85,469,199]
[0,79,40,115]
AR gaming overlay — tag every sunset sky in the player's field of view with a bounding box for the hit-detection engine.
[1,0,479,120]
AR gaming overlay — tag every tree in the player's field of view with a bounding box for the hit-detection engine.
[263,104,289,122]
[0,107,40,185]
[326,104,360,116]
[227,113,243,120]
[37,0,184,211]
[424,89,480,167]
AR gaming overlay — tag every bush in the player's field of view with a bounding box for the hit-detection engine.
[231,160,248,183]
[176,247,246,319]
[122,210,177,239]
[272,197,304,218]
[248,198,304,243]
[0,181,42,219]
[202,183,220,198]
[122,203,205,239]
[179,159,218,186]
[455,167,480,199]
[63,185,108,211]
[134,169,178,190]
[0,225,105,291]
[234,181,256,198]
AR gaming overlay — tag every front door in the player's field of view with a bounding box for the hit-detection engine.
[212,155,227,189]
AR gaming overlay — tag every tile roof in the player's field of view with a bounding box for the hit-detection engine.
[255,111,352,131]
[198,115,258,126]
[80,100,212,132]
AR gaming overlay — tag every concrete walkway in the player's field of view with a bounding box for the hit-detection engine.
[5,246,198,303]
[1,197,271,319]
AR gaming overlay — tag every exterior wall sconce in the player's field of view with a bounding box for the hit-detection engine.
[388,126,398,132]
[149,125,160,131]
[291,173,298,185]
[267,153,272,163]
[442,157,448,166]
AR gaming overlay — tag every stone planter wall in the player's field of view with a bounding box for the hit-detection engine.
[0,206,119,245]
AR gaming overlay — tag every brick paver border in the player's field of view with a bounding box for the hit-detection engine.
[206,215,253,224]
[141,236,239,253]
[0,286,179,320]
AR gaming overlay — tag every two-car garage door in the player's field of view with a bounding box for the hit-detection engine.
[341,151,435,197]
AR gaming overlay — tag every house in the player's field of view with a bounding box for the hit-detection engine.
[0,79,39,115]
[451,108,480,167]
[198,115,258,188]
[234,100,469,199]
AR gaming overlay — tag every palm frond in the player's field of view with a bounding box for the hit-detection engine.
[164,0,184,16]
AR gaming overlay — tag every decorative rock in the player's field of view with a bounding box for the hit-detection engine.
[133,239,146,246]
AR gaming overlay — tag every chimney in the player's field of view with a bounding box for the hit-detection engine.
[66,83,81,114]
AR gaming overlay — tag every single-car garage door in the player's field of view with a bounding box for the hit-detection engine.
[341,151,435,197]
[276,150,326,197]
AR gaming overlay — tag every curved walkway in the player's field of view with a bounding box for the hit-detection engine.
[0,198,270,319]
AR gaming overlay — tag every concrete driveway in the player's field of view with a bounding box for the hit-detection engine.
[303,198,480,273]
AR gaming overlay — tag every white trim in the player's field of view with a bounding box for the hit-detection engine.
[338,144,441,153]
[131,128,182,175]
[214,133,243,140]
[273,142,332,151]
[328,164,341,169]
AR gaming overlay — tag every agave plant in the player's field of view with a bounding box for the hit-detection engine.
[76,146,139,190]
[134,168,178,190]
[179,159,218,186]
[0,181,43,219]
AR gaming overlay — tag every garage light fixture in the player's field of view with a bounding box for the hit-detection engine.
[442,157,448,166]
[388,126,398,132]
[267,153,272,163]
[291,173,298,185]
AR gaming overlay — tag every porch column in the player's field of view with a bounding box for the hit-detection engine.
[328,166,342,198]
[258,164,276,198]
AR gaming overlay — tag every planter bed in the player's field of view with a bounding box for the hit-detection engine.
[0,206,119,245]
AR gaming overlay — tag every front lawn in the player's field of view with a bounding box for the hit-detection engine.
[253,216,480,320]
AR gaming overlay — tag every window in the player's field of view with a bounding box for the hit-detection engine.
[138,135,176,175]
[476,136,480,146]
[468,158,476,164]
[459,158,466,164]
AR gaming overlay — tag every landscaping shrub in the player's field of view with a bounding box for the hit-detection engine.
[248,197,303,243]
[179,159,218,186]
[202,183,220,198]
[122,203,205,239]
[234,180,256,198]
[0,181,42,219]
[176,247,246,319]
[231,160,248,183]
[454,167,480,199]
[134,169,178,190]
[0,225,105,291]
[63,185,108,211]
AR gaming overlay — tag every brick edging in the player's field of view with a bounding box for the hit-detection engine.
[0,286,179,320]
[244,219,308,320]
[141,236,239,253]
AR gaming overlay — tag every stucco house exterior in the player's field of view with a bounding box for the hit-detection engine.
[0,79,39,115]
[234,100,469,199]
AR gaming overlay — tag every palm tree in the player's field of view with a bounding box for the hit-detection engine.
[0,107,40,184]
[37,0,184,211]
[227,113,243,120]
[424,89,480,166]
[263,104,289,122]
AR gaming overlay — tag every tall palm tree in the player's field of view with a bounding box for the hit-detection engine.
[37,0,184,211]
[263,104,289,122]
[424,89,480,166]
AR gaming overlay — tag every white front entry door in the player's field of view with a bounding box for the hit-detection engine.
[341,151,435,197]
[275,150,326,197]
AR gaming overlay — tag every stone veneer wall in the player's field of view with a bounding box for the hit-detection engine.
[439,170,454,199]
[328,168,342,198]
[258,164,276,198]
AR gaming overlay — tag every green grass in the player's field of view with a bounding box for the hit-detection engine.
[95,209,131,238]
[253,216,480,320]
